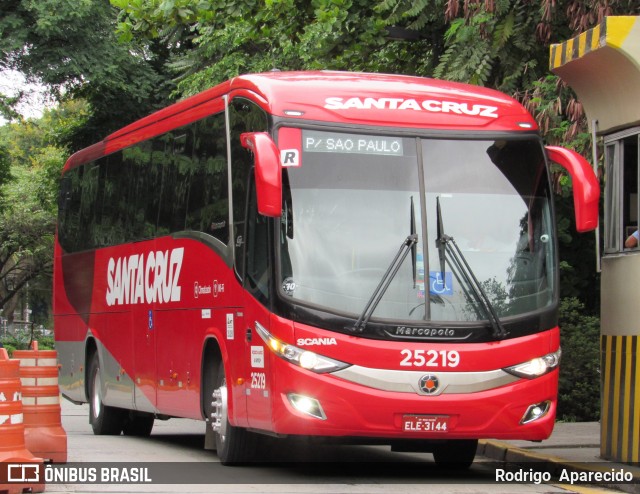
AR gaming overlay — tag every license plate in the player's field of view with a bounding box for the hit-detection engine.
[402,415,450,432]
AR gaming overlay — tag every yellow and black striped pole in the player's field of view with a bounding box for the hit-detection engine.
[601,334,640,463]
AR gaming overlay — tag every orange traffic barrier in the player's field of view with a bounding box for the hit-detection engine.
[13,342,67,464]
[0,347,44,494]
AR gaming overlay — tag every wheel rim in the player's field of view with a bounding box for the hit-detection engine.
[211,379,228,444]
[92,366,102,419]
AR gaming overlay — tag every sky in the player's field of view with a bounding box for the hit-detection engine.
[0,69,52,125]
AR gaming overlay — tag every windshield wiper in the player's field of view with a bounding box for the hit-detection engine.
[351,233,418,333]
[436,197,446,276]
[435,197,508,339]
[410,196,417,289]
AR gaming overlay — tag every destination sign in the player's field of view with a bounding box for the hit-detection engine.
[302,130,404,156]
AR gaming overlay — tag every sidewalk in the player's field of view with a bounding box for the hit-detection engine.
[479,422,640,493]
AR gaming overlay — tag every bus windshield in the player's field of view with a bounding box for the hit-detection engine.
[278,129,555,325]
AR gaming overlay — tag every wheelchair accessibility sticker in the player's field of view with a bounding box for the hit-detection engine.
[429,271,453,295]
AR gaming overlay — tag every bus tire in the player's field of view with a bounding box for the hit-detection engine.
[210,361,256,465]
[432,439,478,470]
[122,412,154,437]
[88,352,125,435]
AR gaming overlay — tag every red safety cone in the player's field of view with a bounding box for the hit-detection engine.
[0,348,44,494]
[13,342,67,463]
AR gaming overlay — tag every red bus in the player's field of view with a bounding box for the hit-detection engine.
[54,71,599,467]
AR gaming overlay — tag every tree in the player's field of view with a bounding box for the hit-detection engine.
[0,165,55,325]
[1,0,172,149]
[0,100,88,329]
[0,144,12,209]
[556,297,600,421]
[112,0,398,95]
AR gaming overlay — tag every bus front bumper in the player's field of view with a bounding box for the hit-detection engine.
[267,363,557,441]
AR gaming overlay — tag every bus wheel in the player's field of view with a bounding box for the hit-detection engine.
[210,361,256,465]
[432,439,478,470]
[122,412,154,437]
[88,353,124,435]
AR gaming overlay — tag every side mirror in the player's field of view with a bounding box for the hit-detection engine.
[240,132,282,217]
[545,146,600,232]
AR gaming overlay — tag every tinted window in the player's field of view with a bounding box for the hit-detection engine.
[229,98,268,279]
[58,111,230,252]
[245,178,270,303]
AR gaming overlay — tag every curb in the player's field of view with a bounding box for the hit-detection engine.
[478,440,640,494]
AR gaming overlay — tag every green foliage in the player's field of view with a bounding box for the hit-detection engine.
[37,335,55,350]
[0,100,88,211]
[0,93,21,123]
[430,2,539,92]
[0,163,56,307]
[518,75,592,159]
[0,331,55,357]
[554,180,600,310]
[0,101,85,316]
[112,0,392,95]
[376,0,443,34]
[557,297,600,421]
[0,144,12,210]
[1,0,172,150]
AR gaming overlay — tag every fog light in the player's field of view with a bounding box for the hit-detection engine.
[287,393,326,420]
[521,400,551,424]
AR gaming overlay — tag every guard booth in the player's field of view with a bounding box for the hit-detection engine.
[551,16,640,464]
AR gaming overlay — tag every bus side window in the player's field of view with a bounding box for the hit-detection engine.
[244,177,270,304]
[124,140,158,241]
[77,164,101,250]
[58,169,82,252]
[185,113,229,243]
[155,132,178,237]
[229,98,269,281]
[101,152,132,247]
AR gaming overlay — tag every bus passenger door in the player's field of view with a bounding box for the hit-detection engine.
[241,178,274,430]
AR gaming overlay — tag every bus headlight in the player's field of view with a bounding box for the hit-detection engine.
[504,348,561,379]
[255,322,350,374]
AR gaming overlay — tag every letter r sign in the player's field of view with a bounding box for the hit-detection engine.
[280,149,300,167]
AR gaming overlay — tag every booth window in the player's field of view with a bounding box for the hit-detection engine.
[604,128,640,252]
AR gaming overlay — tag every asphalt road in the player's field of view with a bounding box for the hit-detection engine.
[38,399,610,494]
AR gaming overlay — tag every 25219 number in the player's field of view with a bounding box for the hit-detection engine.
[251,372,266,389]
[400,349,460,368]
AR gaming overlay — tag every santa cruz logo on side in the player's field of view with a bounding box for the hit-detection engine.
[106,248,184,306]
[324,97,499,119]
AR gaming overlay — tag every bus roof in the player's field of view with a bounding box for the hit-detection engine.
[65,71,537,171]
